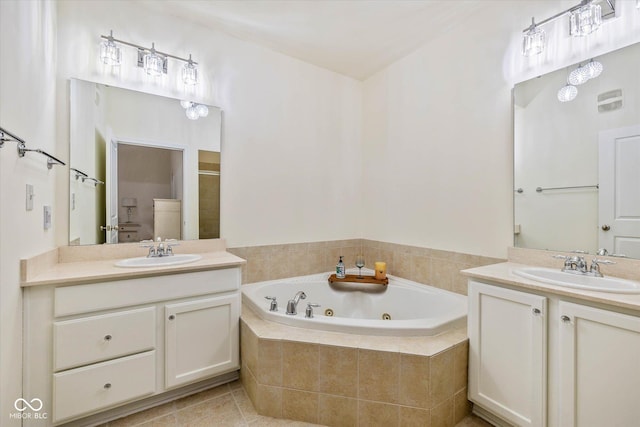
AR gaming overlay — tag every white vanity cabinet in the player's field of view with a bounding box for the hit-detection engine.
[23,267,241,426]
[468,281,547,427]
[468,279,640,427]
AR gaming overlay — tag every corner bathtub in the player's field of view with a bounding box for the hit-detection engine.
[241,270,467,336]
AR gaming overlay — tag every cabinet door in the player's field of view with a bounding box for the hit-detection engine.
[558,302,640,427]
[165,293,240,388]
[468,281,547,427]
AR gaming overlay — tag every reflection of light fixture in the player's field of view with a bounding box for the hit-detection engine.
[570,1,602,36]
[522,18,546,56]
[182,54,198,85]
[521,0,613,57]
[180,100,209,120]
[558,84,578,102]
[122,197,137,222]
[100,30,121,66]
[568,65,589,85]
[99,32,200,84]
[584,58,603,78]
[143,43,164,77]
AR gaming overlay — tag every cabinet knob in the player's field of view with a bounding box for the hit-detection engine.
[103,383,112,389]
[168,315,175,320]
[532,308,541,315]
[601,224,611,231]
[561,315,571,323]
[104,334,112,341]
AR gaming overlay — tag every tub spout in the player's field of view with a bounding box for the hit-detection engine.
[286,291,306,315]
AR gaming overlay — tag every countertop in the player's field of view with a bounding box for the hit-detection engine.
[21,240,245,287]
[462,262,640,313]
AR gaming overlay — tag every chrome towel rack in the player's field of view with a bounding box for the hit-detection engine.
[535,184,599,193]
[70,168,104,186]
[1,126,66,169]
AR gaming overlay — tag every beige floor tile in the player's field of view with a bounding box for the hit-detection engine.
[109,402,175,426]
[136,413,177,427]
[233,388,260,422]
[174,384,232,410]
[175,394,238,425]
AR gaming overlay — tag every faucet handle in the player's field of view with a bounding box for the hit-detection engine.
[592,258,615,266]
[305,303,321,319]
[139,239,155,247]
[265,296,278,312]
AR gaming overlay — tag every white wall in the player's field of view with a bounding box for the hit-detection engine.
[0,1,58,424]
[55,0,363,248]
[362,1,640,259]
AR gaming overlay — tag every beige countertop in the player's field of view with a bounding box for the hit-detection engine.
[21,239,245,287]
[462,262,640,313]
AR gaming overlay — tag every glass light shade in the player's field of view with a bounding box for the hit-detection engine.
[570,2,602,36]
[100,39,121,66]
[180,100,192,109]
[558,84,578,102]
[196,104,209,117]
[584,59,603,79]
[182,61,198,85]
[568,66,589,85]
[522,25,545,56]
[143,49,164,77]
[185,106,199,120]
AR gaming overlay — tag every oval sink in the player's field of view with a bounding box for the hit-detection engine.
[513,267,640,294]
[115,254,202,268]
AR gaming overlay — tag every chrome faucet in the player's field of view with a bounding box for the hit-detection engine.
[140,237,179,258]
[553,255,615,277]
[286,291,306,315]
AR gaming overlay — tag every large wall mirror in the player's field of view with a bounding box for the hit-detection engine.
[514,41,640,258]
[69,79,221,245]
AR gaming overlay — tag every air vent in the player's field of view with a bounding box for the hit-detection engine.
[597,89,622,113]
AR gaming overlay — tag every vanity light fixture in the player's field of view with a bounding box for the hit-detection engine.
[522,18,546,56]
[521,0,613,57]
[99,31,200,84]
[570,1,602,36]
[584,58,603,78]
[558,83,578,102]
[182,54,198,85]
[568,64,590,85]
[100,30,121,66]
[122,197,137,222]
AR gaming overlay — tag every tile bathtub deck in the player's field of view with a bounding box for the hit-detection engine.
[103,380,492,427]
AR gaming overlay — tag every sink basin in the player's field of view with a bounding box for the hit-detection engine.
[115,254,202,268]
[513,267,640,294]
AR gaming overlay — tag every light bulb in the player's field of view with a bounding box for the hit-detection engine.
[100,31,121,66]
[196,104,209,117]
[584,59,603,79]
[143,43,164,77]
[568,66,589,85]
[522,18,545,57]
[570,1,602,37]
[186,106,199,120]
[182,55,198,85]
[558,84,578,102]
[180,100,192,109]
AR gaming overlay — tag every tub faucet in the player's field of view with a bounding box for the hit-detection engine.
[286,291,306,315]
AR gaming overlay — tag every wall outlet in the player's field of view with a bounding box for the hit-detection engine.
[26,184,34,211]
[43,205,52,229]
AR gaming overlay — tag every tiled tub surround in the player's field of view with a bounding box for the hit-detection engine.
[240,307,470,427]
[228,239,503,294]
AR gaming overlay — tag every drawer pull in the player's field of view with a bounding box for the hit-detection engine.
[104,334,112,341]
[168,315,175,320]
[103,383,112,389]
[561,315,571,323]
[532,308,541,315]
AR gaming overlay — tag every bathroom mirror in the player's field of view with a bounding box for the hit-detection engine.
[514,41,640,259]
[69,79,221,245]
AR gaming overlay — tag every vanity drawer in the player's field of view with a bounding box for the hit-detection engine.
[53,307,156,371]
[53,351,156,423]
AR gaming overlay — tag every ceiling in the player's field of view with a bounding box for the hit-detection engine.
[138,0,485,80]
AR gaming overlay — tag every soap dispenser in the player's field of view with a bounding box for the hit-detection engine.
[336,256,346,279]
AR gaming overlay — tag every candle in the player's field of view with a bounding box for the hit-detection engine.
[375,261,387,280]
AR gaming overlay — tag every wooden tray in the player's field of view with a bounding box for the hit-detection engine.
[328,274,388,286]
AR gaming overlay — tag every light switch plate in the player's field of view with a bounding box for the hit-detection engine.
[26,184,34,211]
[43,205,52,229]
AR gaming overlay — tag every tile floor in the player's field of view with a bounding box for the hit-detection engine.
[104,380,492,427]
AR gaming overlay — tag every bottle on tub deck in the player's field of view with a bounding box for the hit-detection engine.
[336,256,346,279]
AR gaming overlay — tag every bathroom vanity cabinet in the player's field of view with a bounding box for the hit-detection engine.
[23,267,241,426]
[468,279,640,427]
